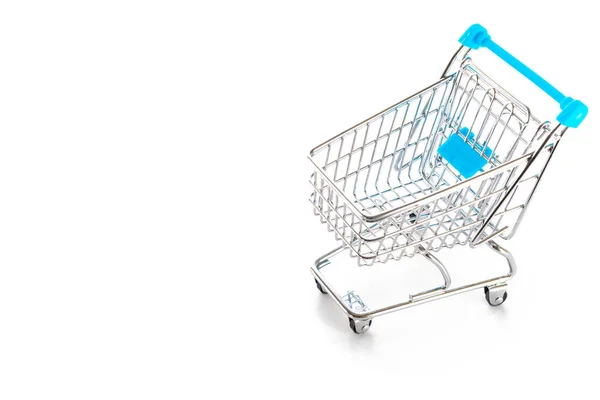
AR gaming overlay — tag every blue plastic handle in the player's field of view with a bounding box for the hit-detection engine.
[459,24,588,128]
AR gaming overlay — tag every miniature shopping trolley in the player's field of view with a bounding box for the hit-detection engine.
[308,24,588,334]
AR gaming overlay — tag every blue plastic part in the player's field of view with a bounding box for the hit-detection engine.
[459,24,588,128]
[461,127,493,158]
[458,24,490,50]
[438,129,490,179]
[557,98,589,128]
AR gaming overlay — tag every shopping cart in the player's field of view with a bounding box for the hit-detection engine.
[308,24,588,333]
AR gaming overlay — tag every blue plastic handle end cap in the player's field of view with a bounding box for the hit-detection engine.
[557,97,588,128]
[459,24,490,49]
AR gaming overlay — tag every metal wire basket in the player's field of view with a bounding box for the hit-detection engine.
[309,24,587,333]
[310,60,551,265]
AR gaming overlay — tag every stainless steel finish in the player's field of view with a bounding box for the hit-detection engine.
[441,46,471,78]
[309,45,571,332]
[409,246,450,300]
[488,239,516,277]
[311,239,516,323]
[470,123,565,247]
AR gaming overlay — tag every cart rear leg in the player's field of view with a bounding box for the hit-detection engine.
[482,240,516,306]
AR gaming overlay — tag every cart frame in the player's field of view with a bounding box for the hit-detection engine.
[308,24,587,333]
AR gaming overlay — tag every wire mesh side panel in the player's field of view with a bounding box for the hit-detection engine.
[310,77,456,213]
[479,123,556,241]
[422,62,543,181]
[310,171,372,258]
[309,77,456,262]
[358,157,530,264]
[311,155,530,265]
[417,62,553,245]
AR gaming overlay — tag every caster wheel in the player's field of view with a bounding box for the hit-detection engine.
[484,286,508,306]
[349,318,372,334]
[315,279,327,294]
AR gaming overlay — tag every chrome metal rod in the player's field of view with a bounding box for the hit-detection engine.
[470,124,566,247]
[311,240,515,320]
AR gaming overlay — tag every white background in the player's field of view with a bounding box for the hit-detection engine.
[1,1,598,399]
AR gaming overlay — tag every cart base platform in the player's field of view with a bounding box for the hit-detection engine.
[311,240,516,334]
